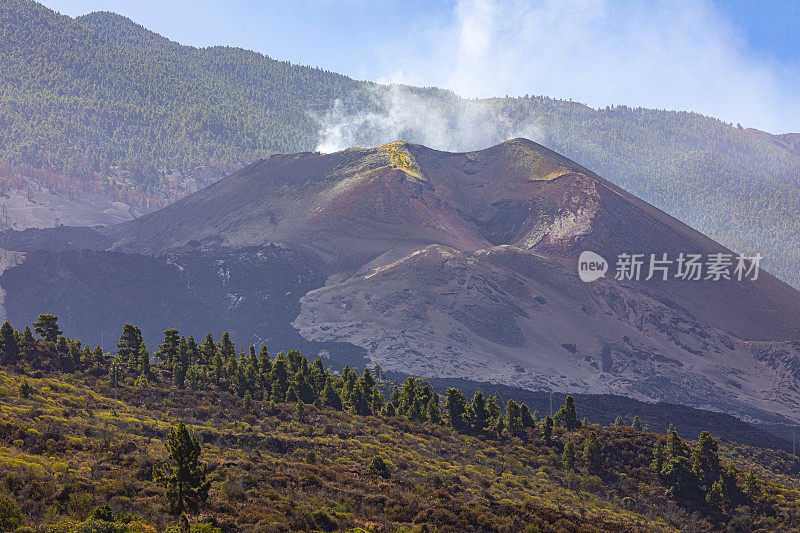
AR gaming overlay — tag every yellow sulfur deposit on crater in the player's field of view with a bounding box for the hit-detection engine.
[379,141,426,181]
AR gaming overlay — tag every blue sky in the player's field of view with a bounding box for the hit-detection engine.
[41,0,800,133]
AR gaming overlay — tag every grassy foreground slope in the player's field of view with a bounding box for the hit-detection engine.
[0,318,799,532]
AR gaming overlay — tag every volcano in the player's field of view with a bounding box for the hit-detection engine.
[3,139,800,423]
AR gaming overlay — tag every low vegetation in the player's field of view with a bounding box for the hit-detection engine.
[0,314,798,531]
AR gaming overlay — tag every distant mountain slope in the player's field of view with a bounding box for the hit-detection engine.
[0,0,360,203]
[2,0,800,286]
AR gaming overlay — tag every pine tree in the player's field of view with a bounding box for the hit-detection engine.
[221,332,236,381]
[117,323,144,371]
[543,415,554,445]
[349,380,371,415]
[349,369,378,415]
[631,416,643,431]
[286,382,299,403]
[495,416,505,437]
[359,368,376,394]
[400,377,416,414]
[80,345,93,367]
[57,336,71,370]
[471,391,489,430]
[371,388,384,414]
[135,373,149,388]
[563,440,576,470]
[366,456,391,479]
[22,326,35,347]
[270,355,289,402]
[173,360,186,389]
[322,376,342,410]
[743,470,761,502]
[159,423,210,515]
[157,329,181,368]
[199,333,216,367]
[340,365,357,404]
[295,364,315,404]
[667,429,689,459]
[186,365,202,391]
[426,393,441,424]
[67,339,81,371]
[258,346,272,391]
[661,456,701,500]
[506,399,523,434]
[706,477,725,511]
[408,396,422,421]
[33,314,61,342]
[520,403,535,429]
[138,344,150,377]
[286,349,304,374]
[310,357,326,395]
[93,345,105,365]
[554,396,581,429]
[0,321,20,364]
[185,336,199,366]
[692,431,721,489]
[487,395,501,424]
[722,463,742,504]
[445,388,468,430]
[247,345,258,370]
[583,431,603,472]
[243,390,253,412]
[212,348,224,385]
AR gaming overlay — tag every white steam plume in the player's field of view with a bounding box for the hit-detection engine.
[313,85,545,153]
[314,0,800,142]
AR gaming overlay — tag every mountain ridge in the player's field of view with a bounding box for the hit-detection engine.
[4,0,800,288]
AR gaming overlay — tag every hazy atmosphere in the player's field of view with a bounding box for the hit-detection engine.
[42,0,800,133]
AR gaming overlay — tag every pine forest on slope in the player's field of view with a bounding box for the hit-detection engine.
[1,0,800,288]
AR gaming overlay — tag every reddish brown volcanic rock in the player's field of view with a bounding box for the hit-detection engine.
[105,139,800,420]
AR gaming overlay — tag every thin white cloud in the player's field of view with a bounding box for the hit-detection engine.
[380,0,800,133]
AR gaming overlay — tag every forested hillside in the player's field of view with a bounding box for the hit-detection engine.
[0,0,361,207]
[0,314,799,531]
[2,0,800,286]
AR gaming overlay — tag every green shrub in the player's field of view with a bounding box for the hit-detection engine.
[312,510,337,532]
[87,505,114,522]
[0,494,24,531]
[366,456,391,479]
[18,380,31,399]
